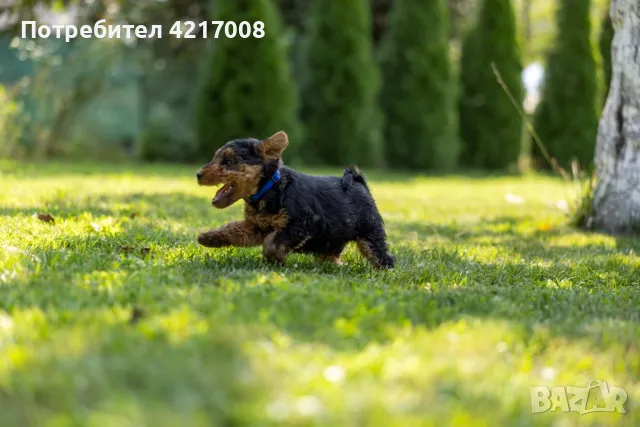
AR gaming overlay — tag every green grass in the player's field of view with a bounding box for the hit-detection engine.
[1,160,639,426]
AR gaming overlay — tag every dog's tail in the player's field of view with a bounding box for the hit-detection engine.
[342,165,370,191]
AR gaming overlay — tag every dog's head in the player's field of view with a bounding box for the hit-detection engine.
[196,131,288,208]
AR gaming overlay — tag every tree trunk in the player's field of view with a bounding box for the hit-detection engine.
[590,0,640,234]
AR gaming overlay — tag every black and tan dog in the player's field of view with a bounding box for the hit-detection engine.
[196,131,395,269]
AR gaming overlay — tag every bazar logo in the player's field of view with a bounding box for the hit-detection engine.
[530,381,628,415]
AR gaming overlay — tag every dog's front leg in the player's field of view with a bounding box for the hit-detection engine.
[262,223,310,265]
[198,220,266,248]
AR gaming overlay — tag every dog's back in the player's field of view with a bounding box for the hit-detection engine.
[278,166,392,267]
[281,166,375,232]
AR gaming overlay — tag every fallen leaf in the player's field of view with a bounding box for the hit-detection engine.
[130,307,145,324]
[538,223,553,232]
[36,213,55,223]
[129,213,137,219]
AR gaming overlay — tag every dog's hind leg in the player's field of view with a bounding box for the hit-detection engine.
[198,220,266,248]
[356,225,396,269]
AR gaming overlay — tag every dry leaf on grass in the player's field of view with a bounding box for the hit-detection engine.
[36,213,55,223]
[130,307,145,325]
[538,223,553,232]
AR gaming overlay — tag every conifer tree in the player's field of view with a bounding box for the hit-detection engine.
[532,0,599,169]
[299,0,383,167]
[195,0,301,161]
[379,0,458,170]
[599,2,614,104]
[458,0,524,170]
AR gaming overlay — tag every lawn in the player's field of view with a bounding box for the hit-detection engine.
[1,161,639,426]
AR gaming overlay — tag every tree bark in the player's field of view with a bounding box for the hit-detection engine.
[591,0,640,234]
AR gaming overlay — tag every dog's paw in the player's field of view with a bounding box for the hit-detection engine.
[262,244,287,266]
[263,249,286,265]
[378,254,396,269]
[197,232,225,247]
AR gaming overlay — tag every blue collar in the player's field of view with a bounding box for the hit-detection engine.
[249,170,280,202]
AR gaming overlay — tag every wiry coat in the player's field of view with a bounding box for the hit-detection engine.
[196,131,395,268]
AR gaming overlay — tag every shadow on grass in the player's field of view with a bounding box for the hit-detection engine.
[0,192,242,226]
[3,167,639,423]
[390,216,640,263]
[0,312,270,426]
[2,190,639,350]
[3,202,640,423]
[3,224,640,351]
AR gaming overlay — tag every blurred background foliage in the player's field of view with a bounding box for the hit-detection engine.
[0,0,613,171]
[532,0,599,171]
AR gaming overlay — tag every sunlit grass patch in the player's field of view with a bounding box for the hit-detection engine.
[1,161,639,426]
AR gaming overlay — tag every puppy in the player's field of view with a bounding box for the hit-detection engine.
[196,131,395,268]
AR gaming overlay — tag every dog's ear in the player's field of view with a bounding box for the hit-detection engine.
[257,131,288,160]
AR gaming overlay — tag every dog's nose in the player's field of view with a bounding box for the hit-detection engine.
[196,172,203,180]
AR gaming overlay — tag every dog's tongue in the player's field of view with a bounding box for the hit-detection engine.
[213,184,234,206]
